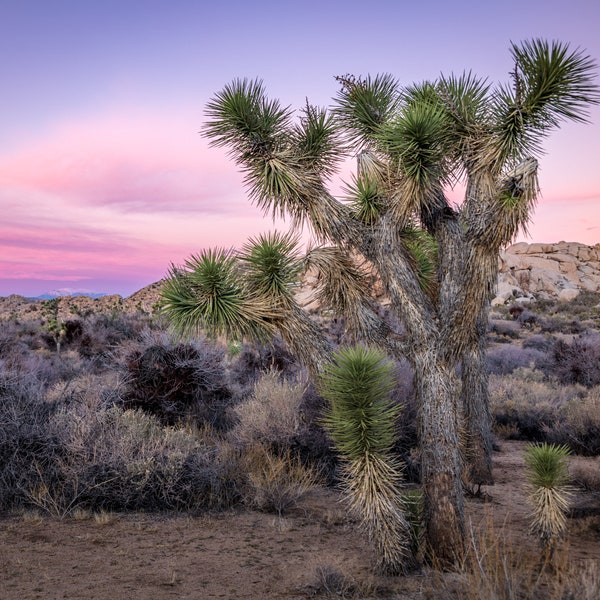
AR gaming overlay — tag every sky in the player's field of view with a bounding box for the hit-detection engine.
[1,0,599,298]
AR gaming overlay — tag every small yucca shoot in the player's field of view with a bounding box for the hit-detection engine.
[524,442,572,549]
[320,346,412,574]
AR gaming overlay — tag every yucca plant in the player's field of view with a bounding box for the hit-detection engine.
[524,442,572,551]
[320,345,412,574]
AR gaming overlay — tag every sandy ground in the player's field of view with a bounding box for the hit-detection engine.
[1,441,598,600]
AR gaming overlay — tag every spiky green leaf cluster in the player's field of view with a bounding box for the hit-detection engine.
[491,39,600,165]
[320,346,399,458]
[204,78,292,156]
[294,103,343,177]
[344,174,384,224]
[525,442,573,546]
[160,249,265,340]
[240,231,301,301]
[334,73,400,149]
[525,442,571,489]
[379,99,451,189]
[160,235,304,341]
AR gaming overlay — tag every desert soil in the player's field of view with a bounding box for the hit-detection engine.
[1,440,598,600]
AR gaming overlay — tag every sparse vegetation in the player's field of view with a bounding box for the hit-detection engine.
[0,280,599,596]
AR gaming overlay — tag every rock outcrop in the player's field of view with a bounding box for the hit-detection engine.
[494,241,600,305]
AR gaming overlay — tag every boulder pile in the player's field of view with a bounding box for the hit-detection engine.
[494,241,600,305]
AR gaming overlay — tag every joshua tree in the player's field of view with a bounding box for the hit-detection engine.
[320,345,411,574]
[161,40,598,564]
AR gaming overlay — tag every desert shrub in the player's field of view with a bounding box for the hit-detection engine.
[121,332,233,429]
[0,319,91,385]
[570,456,600,492]
[486,345,547,375]
[537,315,563,334]
[0,363,241,514]
[229,336,300,389]
[0,372,62,509]
[45,372,123,409]
[230,372,337,479]
[39,318,85,352]
[490,372,600,454]
[71,312,156,369]
[522,334,554,352]
[489,370,586,441]
[544,387,600,455]
[517,309,538,327]
[555,290,600,316]
[231,370,305,447]
[0,319,42,355]
[489,319,522,341]
[551,333,600,387]
[40,404,241,514]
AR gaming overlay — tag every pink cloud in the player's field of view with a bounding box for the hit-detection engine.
[0,108,251,216]
[1,104,598,298]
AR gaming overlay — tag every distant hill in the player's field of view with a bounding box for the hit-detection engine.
[32,291,108,301]
[1,243,599,322]
[0,281,163,322]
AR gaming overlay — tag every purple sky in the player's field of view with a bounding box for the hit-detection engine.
[1,0,599,297]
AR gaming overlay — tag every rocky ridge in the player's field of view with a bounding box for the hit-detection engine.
[1,243,599,321]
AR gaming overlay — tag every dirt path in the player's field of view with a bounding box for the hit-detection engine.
[0,441,598,600]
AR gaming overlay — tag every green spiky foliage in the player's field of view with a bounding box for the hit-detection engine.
[345,173,384,225]
[524,443,573,550]
[320,346,412,574]
[162,40,598,566]
[240,231,302,302]
[160,233,330,371]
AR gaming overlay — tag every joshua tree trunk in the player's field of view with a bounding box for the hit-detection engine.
[461,313,494,487]
[414,349,465,564]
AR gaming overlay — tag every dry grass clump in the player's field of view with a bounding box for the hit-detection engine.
[425,519,599,600]
[303,564,383,598]
[230,371,337,479]
[240,443,320,515]
[210,370,323,515]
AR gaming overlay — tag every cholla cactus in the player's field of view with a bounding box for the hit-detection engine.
[524,442,572,550]
[320,346,412,574]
